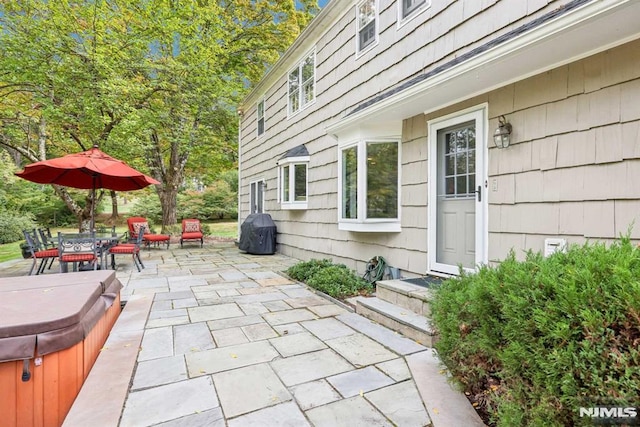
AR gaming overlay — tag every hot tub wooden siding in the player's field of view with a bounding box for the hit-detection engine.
[0,272,122,427]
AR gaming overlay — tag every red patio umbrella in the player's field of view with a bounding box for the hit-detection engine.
[15,145,160,230]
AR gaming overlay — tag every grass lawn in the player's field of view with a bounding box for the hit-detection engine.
[0,220,238,263]
[0,241,23,263]
[204,221,237,239]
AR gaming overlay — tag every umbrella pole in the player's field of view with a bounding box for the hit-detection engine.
[91,177,96,232]
[91,188,95,231]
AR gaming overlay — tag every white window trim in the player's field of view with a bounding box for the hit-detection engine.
[427,104,488,275]
[277,156,310,210]
[337,138,401,232]
[287,50,316,118]
[355,0,379,59]
[397,0,430,29]
[257,98,265,137]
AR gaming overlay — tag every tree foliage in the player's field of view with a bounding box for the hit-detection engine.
[0,0,317,229]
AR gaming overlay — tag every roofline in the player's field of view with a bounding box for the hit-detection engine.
[240,0,352,110]
[327,0,640,135]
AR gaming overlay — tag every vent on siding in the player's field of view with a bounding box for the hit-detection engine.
[544,238,567,257]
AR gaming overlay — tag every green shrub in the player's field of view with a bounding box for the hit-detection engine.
[286,259,334,282]
[178,183,237,221]
[0,210,36,244]
[130,194,163,223]
[286,259,373,299]
[431,237,640,426]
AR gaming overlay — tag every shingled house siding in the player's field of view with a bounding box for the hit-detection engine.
[483,39,640,262]
[238,0,640,275]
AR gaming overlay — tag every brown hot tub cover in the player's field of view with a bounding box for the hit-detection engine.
[0,270,122,362]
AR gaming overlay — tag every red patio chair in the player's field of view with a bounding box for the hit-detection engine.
[127,216,170,250]
[180,219,203,248]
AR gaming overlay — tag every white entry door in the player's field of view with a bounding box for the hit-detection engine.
[428,107,487,275]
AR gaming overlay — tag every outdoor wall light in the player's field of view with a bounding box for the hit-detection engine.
[493,115,512,149]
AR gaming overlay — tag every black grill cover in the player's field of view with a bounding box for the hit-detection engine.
[239,213,277,255]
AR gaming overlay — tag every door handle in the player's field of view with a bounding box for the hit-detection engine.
[476,185,481,202]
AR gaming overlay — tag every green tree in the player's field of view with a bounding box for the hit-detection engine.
[0,0,317,230]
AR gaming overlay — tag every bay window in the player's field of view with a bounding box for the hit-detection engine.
[339,140,400,232]
[278,145,309,210]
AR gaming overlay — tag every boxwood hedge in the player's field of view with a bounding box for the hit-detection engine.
[431,236,640,426]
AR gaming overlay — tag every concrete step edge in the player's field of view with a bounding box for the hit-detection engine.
[353,296,435,335]
[377,279,434,301]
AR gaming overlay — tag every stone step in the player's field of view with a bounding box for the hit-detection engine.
[350,296,436,347]
[375,279,435,317]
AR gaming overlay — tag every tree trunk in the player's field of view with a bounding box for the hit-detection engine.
[148,131,188,232]
[109,190,118,223]
[51,185,86,231]
[159,186,178,230]
[37,116,47,160]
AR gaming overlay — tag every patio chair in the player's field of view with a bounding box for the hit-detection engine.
[127,216,170,250]
[58,232,99,273]
[37,227,54,248]
[107,228,145,272]
[36,227,56,270]
[23,229,58,276]
[180,219,203,248]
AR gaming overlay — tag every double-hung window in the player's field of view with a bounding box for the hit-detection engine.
[257,99,265,136]
[278,145,309,210]
[400,0,428,21]
[357,0,377,53]
[339,139,401,232]
[288,52,315,116]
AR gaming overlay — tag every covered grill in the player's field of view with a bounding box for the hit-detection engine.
[239,213,277,255]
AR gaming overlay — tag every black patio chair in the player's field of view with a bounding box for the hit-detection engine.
[57,232,99,273]
[107,228,145,271]
[23,229,58,276]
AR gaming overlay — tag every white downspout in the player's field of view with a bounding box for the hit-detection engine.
[237,111,243,242]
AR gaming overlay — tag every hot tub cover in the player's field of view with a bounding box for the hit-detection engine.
[239,213,277,255]
[0,270,122,362]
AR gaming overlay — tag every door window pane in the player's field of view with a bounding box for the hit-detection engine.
[441,121,475,198]
[250,181,264,214]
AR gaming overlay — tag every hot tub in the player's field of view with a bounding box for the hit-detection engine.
[0,270,122,427]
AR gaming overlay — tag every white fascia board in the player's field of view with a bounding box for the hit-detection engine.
[328,120,403,142]
[277,156,310,165]
[326,0,640,135]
